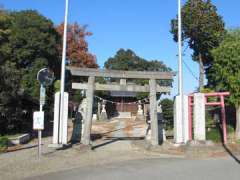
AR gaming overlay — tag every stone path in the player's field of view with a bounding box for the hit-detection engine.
[91,118,147,152]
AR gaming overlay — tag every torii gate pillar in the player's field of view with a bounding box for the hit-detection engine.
[82,76,95,145]
[149,79,159,145]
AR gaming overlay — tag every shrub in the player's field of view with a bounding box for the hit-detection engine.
[0,136,8,152]
[161,98,174,130]
[206,128,221,142]
[206,125,235,143]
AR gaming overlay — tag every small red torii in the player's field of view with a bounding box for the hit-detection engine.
[188,92,230,144]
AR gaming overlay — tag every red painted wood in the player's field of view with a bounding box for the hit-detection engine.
[204,92,230,97]
[187,92,230,143]
[205,102,221,106]
[220,95,227,144]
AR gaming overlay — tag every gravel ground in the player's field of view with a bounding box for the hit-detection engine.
[1,118,239,180]
[0,118,154,180]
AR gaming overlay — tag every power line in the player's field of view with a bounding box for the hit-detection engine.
[180,44,199,82]
[182,59,199,81]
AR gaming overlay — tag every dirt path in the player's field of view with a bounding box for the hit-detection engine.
[91,118,147,151]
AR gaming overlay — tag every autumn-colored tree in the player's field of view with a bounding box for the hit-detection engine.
[56,23,98,68]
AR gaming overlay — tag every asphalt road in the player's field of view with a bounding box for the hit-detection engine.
[28,157,240,180]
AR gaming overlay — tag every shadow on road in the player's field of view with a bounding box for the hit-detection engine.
[91,137,144,150]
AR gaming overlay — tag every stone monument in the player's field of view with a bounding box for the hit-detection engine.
[100,100,108,121]
[136,100,144,120]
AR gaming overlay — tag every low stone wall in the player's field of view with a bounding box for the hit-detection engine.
[8,134,30,145]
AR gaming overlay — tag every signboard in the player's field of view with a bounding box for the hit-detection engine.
[33,111,44,130]
[40,85,46,105]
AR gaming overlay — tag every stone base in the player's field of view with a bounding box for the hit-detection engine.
[115,112,132,119]
[136,115,145,120]
[92,114,98,122]
[187,140,214,147]
[8,134,30,145]
[48,143,64,148]
[174,95,189,144]
[145,129,151,140]
[99,112,108,121]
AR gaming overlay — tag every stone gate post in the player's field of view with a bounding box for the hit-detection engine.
[149,79,158,145]
[82,76,95,145]
[193,93,206,141]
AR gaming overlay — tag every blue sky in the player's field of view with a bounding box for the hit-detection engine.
[1,0,240,97]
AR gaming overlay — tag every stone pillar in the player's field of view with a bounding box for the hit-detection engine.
[174,95,183,143]
[157,104,166,144]
[149,79,158,145]
[193,93,206,141]
[97,102,101,120]
[61,92,69,145]
[53,92,60,145]
[183,95,189,143]
[174,95,189,144]
[52,92,69,145]
[79,98,87,141]
[82,76,95,145]
[71,111,82,143]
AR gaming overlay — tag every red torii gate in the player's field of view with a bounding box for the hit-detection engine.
[188,92,230,144]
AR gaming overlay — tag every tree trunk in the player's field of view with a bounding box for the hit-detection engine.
[235,105,240,140]
[199,54,204,91]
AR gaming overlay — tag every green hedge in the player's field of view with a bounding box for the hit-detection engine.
[0,136,8,152]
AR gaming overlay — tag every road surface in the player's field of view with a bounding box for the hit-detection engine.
[28,156,240,180]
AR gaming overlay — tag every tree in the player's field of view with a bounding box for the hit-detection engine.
[104,49,172,99]
[171,0,225,90]
[161,98,174,130]
[105,49,171,72]
[0,10,61,134]
[208,29,240,139]
[7,10,61,97]
[104,49,172,86]
[56,23,98,68]
[0,62,22,135]
[0,9,11,64]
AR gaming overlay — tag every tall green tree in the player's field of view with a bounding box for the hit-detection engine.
[171,0,225,90]
[0,62,22,135]
[7,10,61,97]
[0,9,11,64]
[104,49,172,99]
[0,10,61,134]
[105,49,171,72]
[104,49,172,86]
[208,29,240,139]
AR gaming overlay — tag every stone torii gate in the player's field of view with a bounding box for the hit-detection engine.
[68,67,175,146]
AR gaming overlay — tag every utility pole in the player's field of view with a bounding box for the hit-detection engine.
[178,0,184,142]
[59,0,69,144]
